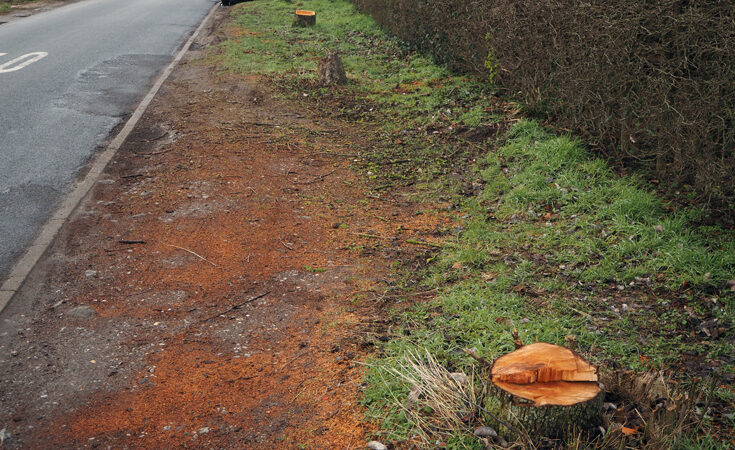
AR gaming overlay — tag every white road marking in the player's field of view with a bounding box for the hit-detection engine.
[0,53,7,57]
[0,52,48,73]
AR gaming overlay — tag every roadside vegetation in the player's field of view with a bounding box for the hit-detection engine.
[219,0,734,447]
[0,0,46,14]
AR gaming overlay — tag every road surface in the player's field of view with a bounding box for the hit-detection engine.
[0,0,216,282]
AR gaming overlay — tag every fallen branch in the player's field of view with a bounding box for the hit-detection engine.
[168,244,217,267]
[292,169,336,185]
[406,238,443,248]
[201,291,270,322]
[279,238,294,250]
[463,348,492,367]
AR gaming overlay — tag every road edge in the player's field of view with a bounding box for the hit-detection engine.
[0,1,221,314]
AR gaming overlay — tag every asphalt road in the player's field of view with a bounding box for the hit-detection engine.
[0,0,216,282]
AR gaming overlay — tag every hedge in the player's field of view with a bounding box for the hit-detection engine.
[349,0,735,217]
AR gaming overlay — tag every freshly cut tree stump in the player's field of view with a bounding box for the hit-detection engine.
[488,343,603,440]
[293,10,316,27]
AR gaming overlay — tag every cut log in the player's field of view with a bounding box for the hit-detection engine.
[293,10,316,27]
[486,343,603,440]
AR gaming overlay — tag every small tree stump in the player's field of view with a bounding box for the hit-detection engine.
[487,343,603,440]
[318,53,347,85]
[293,10,316,27]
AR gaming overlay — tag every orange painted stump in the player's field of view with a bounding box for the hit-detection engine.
[488,343,603,439]
[293,10,316,27]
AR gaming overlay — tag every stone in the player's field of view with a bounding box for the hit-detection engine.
[67,305,96,318]
[366,441,387,450]
[85,270,98,278]
[473,426,497,438]
[449,372,467,386]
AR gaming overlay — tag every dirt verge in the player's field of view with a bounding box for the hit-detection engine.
[0,8,449,448]
[0,0,80,22]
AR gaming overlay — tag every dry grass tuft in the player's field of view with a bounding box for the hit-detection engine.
[387,350,479,445]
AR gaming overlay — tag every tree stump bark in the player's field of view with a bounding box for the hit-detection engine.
[293,10,316,27]
[486,343,603,440]
[318,53,347,85]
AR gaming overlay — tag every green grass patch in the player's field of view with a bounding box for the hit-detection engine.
[363,122,735,446]
[220,0,496,191]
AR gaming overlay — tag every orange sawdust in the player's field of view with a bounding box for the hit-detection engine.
[22,18,450,448]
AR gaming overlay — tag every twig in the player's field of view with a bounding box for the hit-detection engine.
[119,239,146,245]
[104,247,132,253]
[279,238,294,250]
[348,232,396,240]
[243,122,280,127]
[380,159,411,165]
[372,183,394,191]
[307,151,357,158]
[201,291,270,322]
[406,238,443,248]
[463,348,492,367]
[277,350,306,371]
[134,148,173,157]
[168,244,217,267]
[567,305,594,320]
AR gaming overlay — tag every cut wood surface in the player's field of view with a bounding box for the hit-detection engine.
[492,342,597,385]
[488,343,603,439]
[491,343,599,406]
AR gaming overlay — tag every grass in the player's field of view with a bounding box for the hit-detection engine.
[220,0,735,447]
[218,0,496,190]
[366,123,735,446]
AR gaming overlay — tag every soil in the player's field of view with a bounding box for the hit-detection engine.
[0,0,80,21]
[0,9,450,448]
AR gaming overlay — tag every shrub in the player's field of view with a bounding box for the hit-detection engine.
[349,0,735,218]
